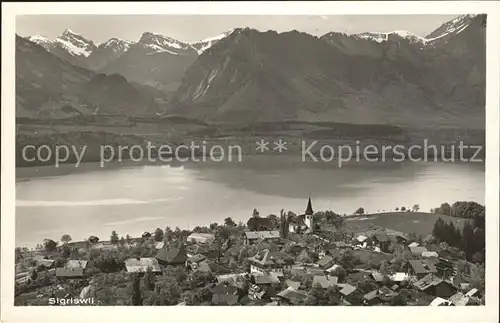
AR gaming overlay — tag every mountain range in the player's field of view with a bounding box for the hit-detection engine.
[18,14,486,128]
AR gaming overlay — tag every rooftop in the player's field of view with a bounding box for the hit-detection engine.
[408,259,437,274]
[371,272,385,282]
[124,257,161,273]
[413,273,448,291]
[277,287,308,305]
[312,275,338,289]
[373,234,389,242]
[339,284,357,296]
[316,255,334,267]
[252,273,281,285]
[248,249,294,267]
[56,267,84,277]
[410,246,428,255]
[156,245,187,264]
[244,231,281,240]
[66,260,88,270]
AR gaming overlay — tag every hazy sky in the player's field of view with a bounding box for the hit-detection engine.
[16,15,458,43]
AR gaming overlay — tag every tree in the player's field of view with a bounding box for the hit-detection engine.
[154,228,164,242]
[88,235,99,243]
[43,239,58,252]
[330,266,346,282]
[209,223,219,231]
[110,231,119,244]
[60,244,71,258]
[266,214,279,229]
[472,252,485,264]
[395,207,399,211]
[61,234,72,244]
[355,207,365,215]
[390,294,407,306]
[131,274,142,305]
[119,237,126,246]
[461,221,475,258]
[400,206,406,212]
[469,264,485,293]
[224,217,236,227]
[252,208,260,218]
[412,204,420,212]
[144,267,156,291]
[436,202,452,216]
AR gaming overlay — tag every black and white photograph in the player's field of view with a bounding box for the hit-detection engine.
[1,2,499,322]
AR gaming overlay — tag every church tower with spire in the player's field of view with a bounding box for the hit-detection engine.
[304,197,314,231]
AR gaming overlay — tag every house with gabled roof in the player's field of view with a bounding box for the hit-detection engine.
[56,267,85,281]
[316,255,334,269]
[312,275,338,289]
[413,273,456,298]
[155,245,187,266]
[285,280,301,290]
[339,284,357,297]
[243,231,280,246]
[371,233,390,252]
[247,249,294,274]
[277,287,308,305]
[406,259,438,279]
[251,272,281,285]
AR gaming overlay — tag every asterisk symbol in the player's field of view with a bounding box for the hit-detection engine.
[256,139,269,153]
[273,139,288,152]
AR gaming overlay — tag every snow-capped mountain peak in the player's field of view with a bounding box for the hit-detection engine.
[424,14,477,42]
[354,30,427,44]
[99,38,134,53]
[138,32,192,51]
[28,35,54,50]
[189,28,236,54]
[55,29,97,57]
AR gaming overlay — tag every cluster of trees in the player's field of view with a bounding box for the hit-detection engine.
[313,211,344,231]
[432,217,485,263]
[432,201,485,228]
[126,266,218,306]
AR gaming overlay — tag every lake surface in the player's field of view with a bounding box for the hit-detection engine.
[15,156,484,248]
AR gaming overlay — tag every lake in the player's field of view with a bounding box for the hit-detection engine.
[15,156,484,248]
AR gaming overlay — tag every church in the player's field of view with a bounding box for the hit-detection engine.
[287,197,315,234]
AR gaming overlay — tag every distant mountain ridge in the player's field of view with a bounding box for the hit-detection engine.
[16,35,164,118]
[169,14,486,128]
[19,14,486,128]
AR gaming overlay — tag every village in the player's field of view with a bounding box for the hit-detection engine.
[14,198,485,306]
